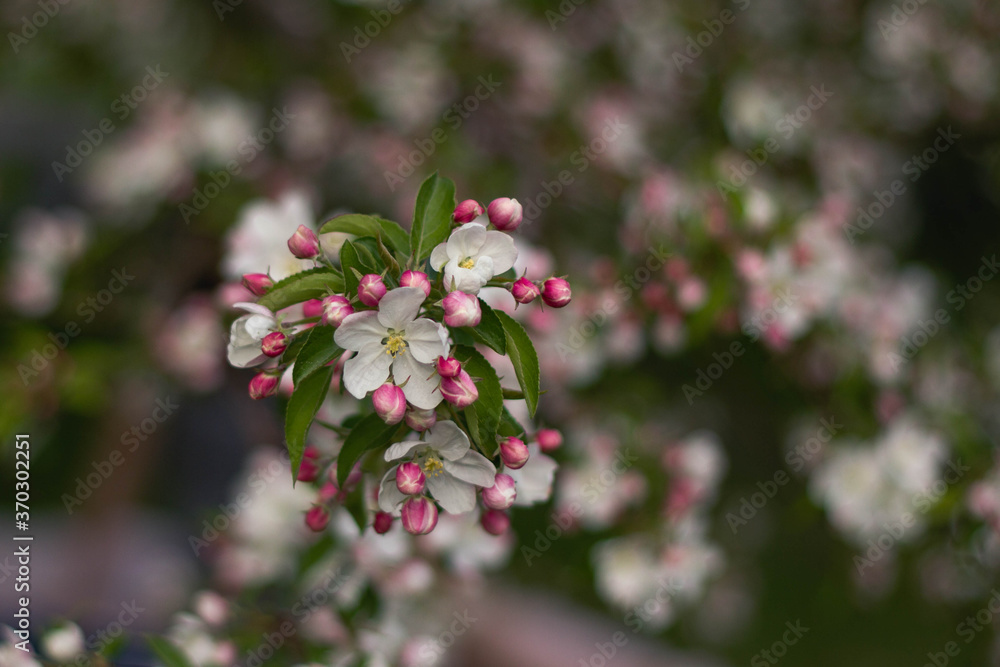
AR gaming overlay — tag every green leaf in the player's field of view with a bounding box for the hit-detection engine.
[410,172,456,263]
[495,310,540,417]
[467,299,506,354]
[498,406,526,438]
[455,345,504,457]
[292,325,342,386]
[376,234,402,279]
[257,267,345,312]
[340,240,364,297]
[285,365,335,480]
[337,413,402,487]
[320,213,410,255]
[501,388,525,400]
[147,637,194,667]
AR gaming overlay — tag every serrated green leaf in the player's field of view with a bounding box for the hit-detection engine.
[147,637,194,667]
[292,325,342,386]
[337,413,402,487]
[257,267,345,312]
[455,345,504,457]
[285,365,335,480]
[410,172,456,263]
[340,240,363,297]
[376,234,402,278]
[467,299,506,354]
[320,213,410,255]
[498,406,526,438]
[495,310,540,417]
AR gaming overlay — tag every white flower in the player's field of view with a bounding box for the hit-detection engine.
[42,623,85,662]
[226,303,278,368]
[223,191,316,281]
[507,444,558,506]
[335,287,449,409]
[379,421,495,514]
[430,223,518,294]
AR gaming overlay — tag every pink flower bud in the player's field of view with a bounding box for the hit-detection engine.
[442,291,481,327]
[436,356,462,378]
[481,509,510,535]
[318,481,339,502]
[481,473,516,510]
[400,497,438,535]
[305,505,330,532]
[500,436,529,469]
[440,370,478,408]
[396,462,426,495]
[302,298,324,319]
[249,373,280,400]
[241,273,273,296]
[373,511,394,534]
[261,331,288,357]
[288,224,321,259]
[541,277,572,308]
[373,383,407,424]
[358,274,387,307]
[321,295,354,327]
[399,270,431,297]
[536,428,563,452]
[297,446,321,482]
[487,197,523,231]
[511,277,541,305]
[453,199,484,223]
[405,408,437,432]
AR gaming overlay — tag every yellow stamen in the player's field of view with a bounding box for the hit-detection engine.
[383,330,407,357]
[422,455,445,477]
[458,257,475,269]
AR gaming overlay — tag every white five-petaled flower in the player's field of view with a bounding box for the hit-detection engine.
[227,302,279,368]
[430,223,518,294]
[379,420,497,514]
[334,287,449,409]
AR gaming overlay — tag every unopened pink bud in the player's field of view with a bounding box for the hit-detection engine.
[442,291,481,327]
[487,198,523,231]
[373,383,407,424]
[400,497,438,535]
[440,370,478,408]
[305,505,330,532]
[241,273,273,296]
[358,274,387,307]
[541,277,572,308]
[405,408,437,432]
[511,277,541,305]
[453,199,484,223]
[249,373,280,400]
[302,298,324,319]
[500,436,529,469]
[288,224,321,259]
[481,473,516,510]
[318,481,339,502]
[481,509,510,535]
[297,446,321,482]
[321,295,354,326]
[261,331,288,357]
[536,428,563,452]
[436,356,462,378]
[373,511,394,534]
[396,462,426,495]
[399,270,431,297]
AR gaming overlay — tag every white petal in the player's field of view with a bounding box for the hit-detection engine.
[446,223,486,260]
[384,438,426,461]
[404,319,449,363]
[378,467,407,514]
[244,314,275,341]
[426,474,476,514]
[334,311,386,351]
[342,343,392,399]
[447,265,487,295]
[509,447,558,506]
[227,342,267,368]
[377,287,425,331]
[479,231,518,273]
[234,302,275,319]
[430,243,450,271]
[444,451,496,487]
[425,420,471,461]
[392,353,442,409]
[471,255,494,285]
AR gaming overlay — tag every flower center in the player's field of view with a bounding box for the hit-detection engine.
[421,454,445,477]
[383,329,407,357]
[458,257,476,269]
